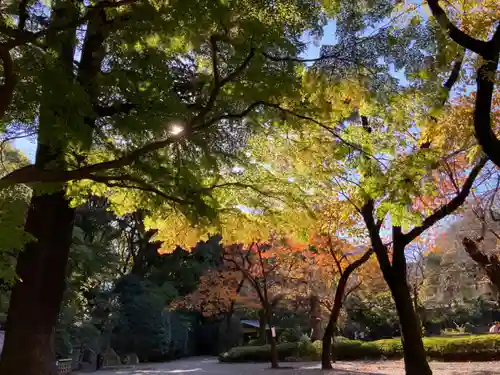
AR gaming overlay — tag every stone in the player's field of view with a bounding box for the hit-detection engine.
[102,348,121,367]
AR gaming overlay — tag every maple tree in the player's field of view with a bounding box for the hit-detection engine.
[297,199,373,368]
[311,234,373,369]
[176,239,306,368]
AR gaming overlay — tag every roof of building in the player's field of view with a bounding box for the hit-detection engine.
[240,319,260,328]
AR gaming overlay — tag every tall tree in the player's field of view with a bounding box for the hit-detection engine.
[0,1,329,374]
[249,10,491,370]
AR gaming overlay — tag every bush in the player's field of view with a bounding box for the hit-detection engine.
[278,327,303,343]
[247,339,265,346]
[219,334,500,363]
[219,343,298,362]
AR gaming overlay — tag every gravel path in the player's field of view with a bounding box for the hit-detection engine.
[89,357,500,375]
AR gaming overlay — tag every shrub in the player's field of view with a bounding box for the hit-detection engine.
[219,343,298,362]
[219,334,500,363]
[247,339,265,346]
[278,327,303,343]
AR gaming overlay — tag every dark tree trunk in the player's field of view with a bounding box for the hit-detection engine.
[0,5,107,375]
[322,275,347,369]
[411,287,423,336]
[387,269,432,375]
[0,190,75,375]
[463,237,500,291]
[322,248,373,370]
[265,309,279,369]
[258,309,266,342]
[309,295,322,342]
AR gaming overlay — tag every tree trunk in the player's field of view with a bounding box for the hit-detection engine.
[388,271,432,375]
[258,309,266,343]
[265,309,279,369]
[412,287,423,337]
[309,295,322,341]
[463,237,500,291]
[322,274,348,369]
[0,190,75,375]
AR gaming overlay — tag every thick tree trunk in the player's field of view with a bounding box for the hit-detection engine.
[388,271,432,375]
[0,190,75,375]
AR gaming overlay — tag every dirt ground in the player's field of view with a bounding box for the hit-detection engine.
[88,357,500,375]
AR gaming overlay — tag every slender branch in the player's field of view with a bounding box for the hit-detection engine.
[88,174,189,205]
[426,0,488,56]
[192,44,255,126]
[345,247,374,275]
[18,0,29,31]
[260,101,376,160]
[442,52,464,93]
[87,0,138,9]
[403,156,488,243]
[94,102,138,117]
[210,35,221,89]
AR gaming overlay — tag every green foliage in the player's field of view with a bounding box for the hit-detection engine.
[220,335,500,362]
[219,342,298,362]
[277,327,303,343]
[1,0,334,252]
[0,144,31,285]
[112,274,170,362]
[247,338,265,346]
[342,292,400,340]
[216,316,244,353]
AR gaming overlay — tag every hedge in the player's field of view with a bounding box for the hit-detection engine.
[219,334,500,363]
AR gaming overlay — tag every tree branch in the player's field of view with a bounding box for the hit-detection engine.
[0,46,16,119]
[404,156,487,243]
[18,0,29,32]
[426,0,489,56]
[472,28,500,168]
[443,52,464,93]
[192,43,255,126]
[360,199,391,272]
[87,174,189,205]
[93,102,138,117]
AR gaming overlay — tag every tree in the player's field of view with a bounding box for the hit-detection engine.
[316,236,372,369]
[224,242,285,368]
[0,143,30,289]
[0,1,329,374]
[301,199,374,368]
[436,192,500,298]
[249,9,491,371]
[186,240,302,368]
[426,0,500,167]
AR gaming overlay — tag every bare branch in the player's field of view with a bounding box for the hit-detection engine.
[404,156,488,243]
